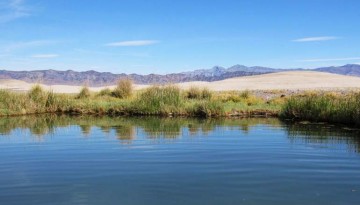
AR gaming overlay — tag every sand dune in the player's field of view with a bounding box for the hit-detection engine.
[178,71,360,91]
[1,71,360,93]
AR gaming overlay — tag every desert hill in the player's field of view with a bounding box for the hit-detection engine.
[1,71,360,93]
[0,64,359,86]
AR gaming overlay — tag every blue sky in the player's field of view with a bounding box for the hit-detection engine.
[0,0,359,74]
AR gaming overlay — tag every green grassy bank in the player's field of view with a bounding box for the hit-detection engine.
[1,81,359,127]
[0,83,281,117]
[280,92,360,126]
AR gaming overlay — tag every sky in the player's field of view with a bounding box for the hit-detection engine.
[0,0,359,74]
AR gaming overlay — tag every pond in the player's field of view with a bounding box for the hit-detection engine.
[0,115,359,205]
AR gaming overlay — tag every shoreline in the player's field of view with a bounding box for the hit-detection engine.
[1,83,359,127]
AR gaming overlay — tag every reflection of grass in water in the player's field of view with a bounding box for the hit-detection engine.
[79,124,91,136]
[285,122,360,153]
[99,126,111,133]
[140,118,183,139]
[186,118,222,136]
[0,115,59,137]
[1,114,359,153]
[0,115,281,141]
[115,125,136,142]
[0,115,283,139]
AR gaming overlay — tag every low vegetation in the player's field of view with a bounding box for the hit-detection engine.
[112,78,133,99]
[76,86,91,99]
[2,81,360,126]
[185,87,212,100]
[281,92,360,126]
[129,85,183,115]
[0,81,281,117]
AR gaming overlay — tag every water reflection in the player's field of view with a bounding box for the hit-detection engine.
[0,115,359,152]
[285,121,360,153]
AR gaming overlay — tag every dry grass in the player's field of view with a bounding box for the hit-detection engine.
[112,78,133,99]
[0,84,315,119]
[76,86,91,99]
[185,87,212,100]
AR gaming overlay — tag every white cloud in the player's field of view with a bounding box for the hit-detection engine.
[0,0,30,23]
[293,36,339,42]
[31,54,59,58]
[299,57,360,62]
[1,40,57,53]
[105,40,159,47]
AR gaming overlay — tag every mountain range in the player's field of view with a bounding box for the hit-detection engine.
[0,64,359,86]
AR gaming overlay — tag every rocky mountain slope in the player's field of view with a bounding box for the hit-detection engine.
[315,64,360,76]
[0,64,359,86]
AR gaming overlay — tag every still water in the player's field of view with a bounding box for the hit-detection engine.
[0,115,359,205]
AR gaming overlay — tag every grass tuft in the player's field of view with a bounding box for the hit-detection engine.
[186,87,212,100]
[130,85,182,114]
[112,78,133,99]
[76,86,91,99]
[98,88,112,97]
[28,84,46,102]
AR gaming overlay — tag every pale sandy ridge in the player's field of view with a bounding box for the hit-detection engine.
[178,71,360,91]
[1,71,360,93]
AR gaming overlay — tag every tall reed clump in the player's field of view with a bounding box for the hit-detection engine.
[0,90,26,115]
[185,87,212,100]
[28,85,48,111]
[0,85,63,116]
[45,91,62,112]
[28,85,64,113]
[76,86,91,99]
[130,85,182,115]
[28,85,47,102]
[281,92,360,126]
[112,78,133,99]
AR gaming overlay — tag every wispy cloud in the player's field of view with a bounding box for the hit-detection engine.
[293,36,340,42]
[74,48,151,57]
[299,57,360,62]
[31,54,59,58]
[1,40,57,53]
[105,40,159,47]
[0,0,31,23]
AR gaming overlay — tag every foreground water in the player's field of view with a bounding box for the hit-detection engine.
[0,116,359,205]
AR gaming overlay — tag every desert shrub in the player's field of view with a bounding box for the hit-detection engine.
[112,78,133,99]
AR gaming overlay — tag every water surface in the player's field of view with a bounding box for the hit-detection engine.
[0,115,359,205]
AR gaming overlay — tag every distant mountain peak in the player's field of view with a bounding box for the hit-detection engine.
[0,64,358,86]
